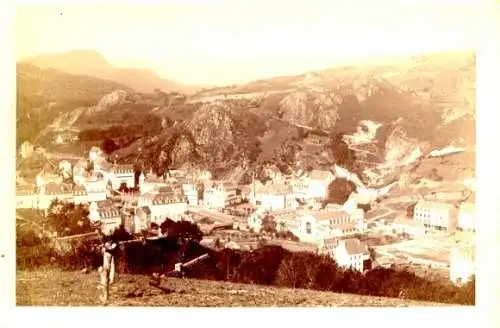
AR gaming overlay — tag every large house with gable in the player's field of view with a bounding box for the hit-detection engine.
[137,192,187,224]
[203,180,240,209]
[105,164,136,190]
[251,181,298,210]
[319,238,370,272]
[295,209,361,243]
[139,171,170,195]
[38,182,74,210]
[292,169,335,201]
[414,200,458,232]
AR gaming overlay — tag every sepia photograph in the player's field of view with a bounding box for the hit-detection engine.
[11,0,482,310]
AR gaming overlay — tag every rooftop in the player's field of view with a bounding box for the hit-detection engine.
[110,164,134,174]
[342,238,369,256]
[72,184,88,196]
[257,182,293,195]
[332,222,357,229]
[16,185,37,196]
[309,210,350,222]
[95,200,114,209]
[141,193,185,205]
[44,182,73,195]
[98,208,121,218]
[415,200,456,211]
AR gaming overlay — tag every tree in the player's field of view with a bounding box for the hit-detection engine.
[101,138,118,155]
[368,247,376,262]
[429,168,443,181]
[46,200,91,236]
[406,202,417,218]
[261,215,277,234]
[324,178,357,205]
[110,224,133,243]
[329,133,358,172]
[160,219,203,243]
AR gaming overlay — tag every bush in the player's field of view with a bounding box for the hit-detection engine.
[162,219,203,243]
[101,138,119,155]
[325,178,357,205]
[46,200,92,237]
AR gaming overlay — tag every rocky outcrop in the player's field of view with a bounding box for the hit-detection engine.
[384,126,425,165]
[93,90,134,113]
[278,90,339,130]
[170,134,197,168]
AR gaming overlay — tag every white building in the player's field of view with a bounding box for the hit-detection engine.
[72,185,88,205]
[137,192,187,224]
[38,182,74,210]
[36,171,63,188]
[89,146,103,162]
[306,169,335,200]
[139,171,170,195]
[181,179,200,206]
[73,159,89,185]
[106,164,136,190]
[320,238,370,272]
[96,208,123,235]
[203,181,239,209]
[133,206,152,233]
[251,182,297,210]
[414,200,458,232]
[457,202,475,232]
[295,210,358,243]
[292,170,335,201]
[89,200,115,222]
[16,185,39,209]
[450,243,475,285]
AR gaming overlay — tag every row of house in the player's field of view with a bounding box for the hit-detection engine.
[245,170,335,211]
[16,181,107,210]
[249,206,366,243]
[413,199,476,233]
[245,206,371,272]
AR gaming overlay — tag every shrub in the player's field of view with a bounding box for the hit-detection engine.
[325,178,357,205]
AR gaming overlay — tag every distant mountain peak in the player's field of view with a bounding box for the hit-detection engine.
[21,49,199,94]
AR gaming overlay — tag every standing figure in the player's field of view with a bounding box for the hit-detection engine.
[99,241,118,304]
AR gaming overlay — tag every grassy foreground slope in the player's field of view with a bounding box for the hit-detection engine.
[17,270,455,307]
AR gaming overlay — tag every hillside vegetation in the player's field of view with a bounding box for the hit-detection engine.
[16,63,133,147]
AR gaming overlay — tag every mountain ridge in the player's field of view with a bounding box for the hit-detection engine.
[21,49,204,95]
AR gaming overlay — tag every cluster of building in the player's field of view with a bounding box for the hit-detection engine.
[242,168,374,272]
[391,197,476,237]
[389,197,476,285]
[17,145,477,282]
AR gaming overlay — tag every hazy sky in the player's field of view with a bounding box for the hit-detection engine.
[16,0,477,85]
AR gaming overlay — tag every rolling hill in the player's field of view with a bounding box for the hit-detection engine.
[16,63,134,147]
